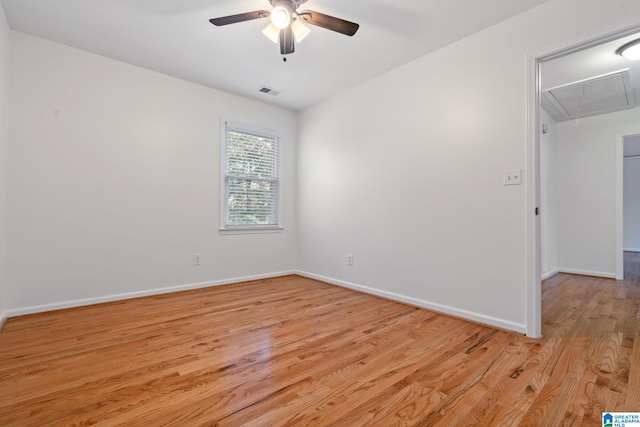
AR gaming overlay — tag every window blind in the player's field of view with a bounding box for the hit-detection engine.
[223,124,280,228]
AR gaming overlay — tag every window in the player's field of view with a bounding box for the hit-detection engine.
[221,121,281,231]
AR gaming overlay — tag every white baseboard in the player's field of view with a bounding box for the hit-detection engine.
[297,271,526,334]
[0,310,7,330]
[624,248,640,253]
[5,270,297,318]
[4,270,532,335]
[557,268,615,279]
[541,269,559,280]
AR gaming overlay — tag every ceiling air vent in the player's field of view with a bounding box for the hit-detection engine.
[542,69,636,122]
[258,85,282,96]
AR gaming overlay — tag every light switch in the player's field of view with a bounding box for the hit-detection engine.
[504,169,522,186]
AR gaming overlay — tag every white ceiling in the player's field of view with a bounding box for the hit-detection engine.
[0,0,546,111]
[542,31,640,122]
[541,31,640,156]
[542,32,640,91]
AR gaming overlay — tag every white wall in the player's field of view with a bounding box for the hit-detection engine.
[540,109,558,279]
[297,0,640,333]
[7,32,297,314]
[6,0,640,333]
[0,5,9,323]
[625,155,640,251]
[554,108,640,277]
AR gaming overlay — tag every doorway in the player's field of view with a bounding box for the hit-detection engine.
[528,25,640,338]
[622,134,640,279]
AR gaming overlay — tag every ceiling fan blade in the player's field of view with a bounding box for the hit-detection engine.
[209,10,270,26]
[298,10,359,36]
[280,25,295,55]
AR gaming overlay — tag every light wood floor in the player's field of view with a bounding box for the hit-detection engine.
[1,260,639,426]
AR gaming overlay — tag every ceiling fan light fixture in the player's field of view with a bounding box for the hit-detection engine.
[616,39,640,61]
[271,2,292,29]
[209,2,360,56]
[262,23,280,43]
[291,19,310,43]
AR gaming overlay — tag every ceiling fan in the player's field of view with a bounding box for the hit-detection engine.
[209,0,359,56]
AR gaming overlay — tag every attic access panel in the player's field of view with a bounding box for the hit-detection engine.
[542,69,636,122]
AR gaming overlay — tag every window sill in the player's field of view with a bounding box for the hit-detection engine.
[219,227,284,235]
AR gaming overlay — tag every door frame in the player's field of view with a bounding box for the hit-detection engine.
[526,22,640,338]
[617,132,640,280]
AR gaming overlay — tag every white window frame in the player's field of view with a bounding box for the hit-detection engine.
[220,119,283,234]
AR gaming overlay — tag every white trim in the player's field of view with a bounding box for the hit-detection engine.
[4,271,296,318]
[557,268,615,279]
[297,271,526,334]
[624,248,640,253]
[3,271,527,334]
[541,270,559,281]
[2,271,528,333]
[616,133,625,280]
[526,52,541,338]
[219,227,284,235]
[220,117,226,230]
[0,311,7,330]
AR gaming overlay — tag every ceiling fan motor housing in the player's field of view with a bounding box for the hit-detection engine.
[269,0,309,9]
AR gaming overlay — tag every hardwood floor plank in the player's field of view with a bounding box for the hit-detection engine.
[436,338,541,425]
[1,267,639,426]
[269,318,479,426]
[626,334,640,410]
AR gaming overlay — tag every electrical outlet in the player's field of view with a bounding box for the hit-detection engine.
[347,254,353,266]
[194,253,201,266]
